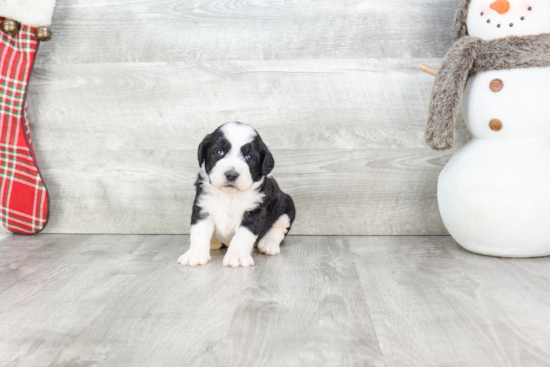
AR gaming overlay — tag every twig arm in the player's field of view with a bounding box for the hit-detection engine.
[419,64,438,77]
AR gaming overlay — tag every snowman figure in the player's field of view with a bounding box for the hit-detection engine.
[422,0,550,257]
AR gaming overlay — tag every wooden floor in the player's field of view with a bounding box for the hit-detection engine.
[1,235,550,367]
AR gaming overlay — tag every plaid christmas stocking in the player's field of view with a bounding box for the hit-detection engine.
[0,1,56,234]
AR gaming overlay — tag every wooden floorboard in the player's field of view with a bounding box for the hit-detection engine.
[350,236,550,367]
[212,236,384,367]
[2,235,549,366]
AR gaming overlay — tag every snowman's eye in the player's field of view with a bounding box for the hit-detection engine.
[528,6,532,11]
[481,12,484,16]
[487,19,491,23]
[521,16,525,20]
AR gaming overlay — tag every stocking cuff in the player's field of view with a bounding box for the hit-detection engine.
[0,0,56,27]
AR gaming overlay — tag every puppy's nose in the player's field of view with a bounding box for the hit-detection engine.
[225,171,240,182]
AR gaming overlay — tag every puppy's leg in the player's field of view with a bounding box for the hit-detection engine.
[178,218,214,267]
[258,214,291,256]
[223,227,258,268]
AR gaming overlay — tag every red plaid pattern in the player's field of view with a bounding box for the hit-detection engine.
[0,19,49,234]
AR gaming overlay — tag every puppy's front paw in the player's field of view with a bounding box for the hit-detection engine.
[177,249,211,267]
[223,250,254,268]
[258,237,281,256]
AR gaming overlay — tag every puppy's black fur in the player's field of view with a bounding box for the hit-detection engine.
[192,123,295,242]
[241,177,295,239]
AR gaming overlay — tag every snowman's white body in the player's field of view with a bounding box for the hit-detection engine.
[439,66,550,257]
[436,0,550,257]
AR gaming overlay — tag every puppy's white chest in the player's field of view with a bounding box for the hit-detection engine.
[211,196,245,244]
[199,188,263,245]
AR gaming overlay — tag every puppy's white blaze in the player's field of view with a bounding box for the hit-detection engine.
[258,214,290,256]
[220,122,257,151]
[208,122,258,192]
[198,167,265,246]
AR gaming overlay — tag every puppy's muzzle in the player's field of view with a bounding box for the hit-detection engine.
[225,170,240,182]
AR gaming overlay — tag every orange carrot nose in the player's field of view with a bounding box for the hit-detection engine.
[490,0,510,14]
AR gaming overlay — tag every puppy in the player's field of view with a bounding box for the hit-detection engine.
[178,122,296,268]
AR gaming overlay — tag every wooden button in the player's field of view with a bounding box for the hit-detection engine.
[490,79,504,92]
[489,119,503,132]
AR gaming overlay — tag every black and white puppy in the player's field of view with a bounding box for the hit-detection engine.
[178,122,296,268]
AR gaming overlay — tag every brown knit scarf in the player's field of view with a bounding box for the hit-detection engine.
[425,33,550,151]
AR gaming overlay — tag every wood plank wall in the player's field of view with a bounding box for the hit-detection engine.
[26,0,470,235]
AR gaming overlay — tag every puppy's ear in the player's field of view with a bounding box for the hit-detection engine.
[259,140,275,176]
[198,134,213,167]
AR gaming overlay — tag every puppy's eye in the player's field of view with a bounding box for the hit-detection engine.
[216,150,224,156]
[245,154,253,161]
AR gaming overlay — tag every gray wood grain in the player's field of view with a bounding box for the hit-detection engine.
[21,0,469,234]
[49,236,252,366]
[2,235,550,366]
[36,148,451,235]
[0,235,172,365]
[27,59,470,235]
[0,234,71,294]
[36,0,458,65]
[350,236,550,367]
[213,236,384,367]
[28,59,471,151]
[445,242,550,365]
